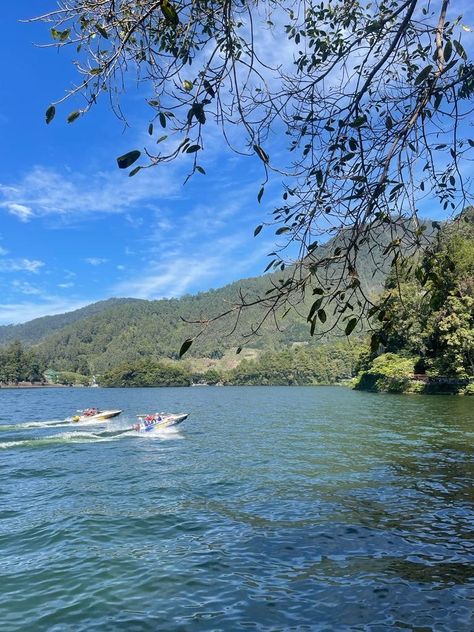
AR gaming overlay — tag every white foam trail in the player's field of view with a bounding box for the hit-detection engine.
[0,440,29,449]
[136,427,184,441]
[0,419,67,431]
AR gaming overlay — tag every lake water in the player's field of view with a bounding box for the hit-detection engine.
[0,386,472,631]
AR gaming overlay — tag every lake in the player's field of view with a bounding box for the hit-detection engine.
[0,386,472,631]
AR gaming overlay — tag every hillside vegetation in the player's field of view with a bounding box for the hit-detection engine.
[0,225,416,375]
[354,210,474,394]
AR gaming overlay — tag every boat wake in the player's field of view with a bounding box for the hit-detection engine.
[0,419,68,431]
[0,429,135,450]
[135,426,185,440]
[0,421,184,449]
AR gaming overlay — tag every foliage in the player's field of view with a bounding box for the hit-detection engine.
[55,371,91,386]
[90,340,365,387]
[461,383,474,396]
[355,211,474,391]
[0,254,386,373]
[34,1,474,343]
[225,341,365,386]
[353,353,417,393]
[0,341,46,384]
[99,358,192,387]
[0,298,137,347]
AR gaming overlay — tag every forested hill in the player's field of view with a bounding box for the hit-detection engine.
[0,298,144,346]
[0,221,433,374]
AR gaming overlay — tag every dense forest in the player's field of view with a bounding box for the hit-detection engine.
[96,340,365,387]
[354,210,474,394]
[0,341,45,385]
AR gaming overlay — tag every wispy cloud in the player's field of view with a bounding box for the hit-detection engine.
[0,258,45,273]
[0,202,33,222]
[0,163,183,223]
[0,245,8,255]
[11,280,42,295]
[84,257,107,266]
[0,297,93,326]
[114,233,273,300]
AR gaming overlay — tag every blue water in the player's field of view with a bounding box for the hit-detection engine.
[0,386,473,631]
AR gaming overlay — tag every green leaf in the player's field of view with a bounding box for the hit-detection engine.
[349,115,367,128]
[236,346,242,354]
[161,0,180,26]
[307,298,323,321]
[179,338,193,358]
[196,165,206,175]
[156,135,168,144]
[159,113,167,128]
[96,24,108,39]
[128,166,141,177]
[453,40,467,60]
[275,226,290,235]
[345,317,358,336]
[318,309,327,324]
[186,144,201,153]
[51,28,69,41]
[117,150,141,169]
[45,105,56,125]
[203,80,215,98]
[67,110,80,124]
[444,40,453,63]
[415,65,433,85]
[257,187,264,203]
[148,123,153,136]
[254,225,263,237]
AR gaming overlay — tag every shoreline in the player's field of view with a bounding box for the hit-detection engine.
[0,383,76,389]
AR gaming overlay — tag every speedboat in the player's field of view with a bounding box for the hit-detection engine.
[71,408,123,423]
[133,412,188,432]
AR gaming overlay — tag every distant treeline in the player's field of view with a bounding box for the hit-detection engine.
[97,341,365,387]
[0,341,45,385]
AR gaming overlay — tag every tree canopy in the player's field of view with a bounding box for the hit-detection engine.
[34,0,474,350]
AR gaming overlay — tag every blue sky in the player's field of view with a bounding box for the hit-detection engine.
[0,2,282,324]
[1,3,474,325]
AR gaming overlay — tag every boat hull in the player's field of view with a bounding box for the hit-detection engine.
[72,410,122,423]
[134,413,188,432]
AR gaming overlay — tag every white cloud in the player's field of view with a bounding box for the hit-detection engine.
[58,282,74,289]
[11,280,42,295]
[0,258,45,273]
[0,297,93,326]
[0,162,182,223]
[0,202,34,222]
[0,245,8,255]
[114,233,273,300]
[84,257,107,266]
[113,255,218,299]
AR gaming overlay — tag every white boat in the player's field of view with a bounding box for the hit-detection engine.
[133,412,188,432]
[71,409,123,423]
